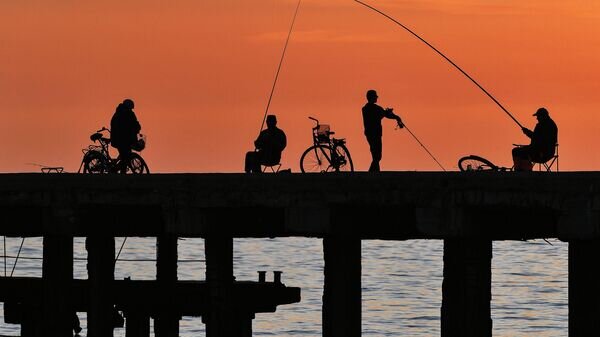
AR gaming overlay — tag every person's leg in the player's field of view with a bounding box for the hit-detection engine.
[512,146,533,171]
[245,151,263,173]
[253,151,264,173]
[245,151,255,173]
[367,136,382,172]
[117,147,132,174]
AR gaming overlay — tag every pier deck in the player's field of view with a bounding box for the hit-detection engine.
[1,172,599,336]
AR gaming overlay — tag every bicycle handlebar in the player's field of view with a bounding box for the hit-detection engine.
[308,117,318,123]
[96,127,110,133]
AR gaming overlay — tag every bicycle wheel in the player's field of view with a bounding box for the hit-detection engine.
[458,155,497,172]
[126,153,150,174]
[333,144,354,172]
[82,151,107,174]
[300,145,333,173]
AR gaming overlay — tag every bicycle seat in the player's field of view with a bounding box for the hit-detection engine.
[329,131,335,135]
[90,132,103,141]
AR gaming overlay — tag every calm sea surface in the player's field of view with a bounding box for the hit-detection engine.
[0,238,567,336]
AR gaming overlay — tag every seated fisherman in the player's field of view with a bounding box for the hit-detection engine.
[245,115,287,173]
[512,107,558,171]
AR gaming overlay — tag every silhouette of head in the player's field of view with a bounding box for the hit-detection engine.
[266,115,277,129]
[366,90,378,103]
[533,107,549,120]
[123,99,135,110]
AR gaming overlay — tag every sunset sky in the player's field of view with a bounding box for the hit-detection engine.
[1,0,599,172]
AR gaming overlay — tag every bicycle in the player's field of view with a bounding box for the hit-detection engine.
[457,155,504,172]
[458,144,558,172]
[300,117,354,173]
[78,127,150,174]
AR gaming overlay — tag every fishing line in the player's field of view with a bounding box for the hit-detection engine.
[10,238,25,277]
[397,123,447,171]
[353,0,524,129]
[115,237,128,265]
[258,0,302,135]
[3,236,6,277]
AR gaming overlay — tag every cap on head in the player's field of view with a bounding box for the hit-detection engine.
[123,99,135,109]
[266,114,277,127]
[533,107,549,117]
[366,90,378,100]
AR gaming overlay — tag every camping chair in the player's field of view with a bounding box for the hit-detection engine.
[533,144,559,172]
[262,163,282,173]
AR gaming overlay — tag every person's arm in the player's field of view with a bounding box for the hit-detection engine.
[522,127,534,138]
[254,132,266,149]
[281,132,287,151]
[383,107,404,128]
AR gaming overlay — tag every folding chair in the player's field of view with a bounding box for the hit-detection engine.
[536,144,559,172]
[262,163,282,173]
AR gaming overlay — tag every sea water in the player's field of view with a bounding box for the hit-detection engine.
[0,237,567,336]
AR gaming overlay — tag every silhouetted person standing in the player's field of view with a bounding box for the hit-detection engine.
[110,99,141,173]
[245,115,287,173]
[512,107,558,171]
[362,90,403,172]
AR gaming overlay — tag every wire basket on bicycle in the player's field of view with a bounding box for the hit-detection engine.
[132,134,147,152]
[315,125,331,143]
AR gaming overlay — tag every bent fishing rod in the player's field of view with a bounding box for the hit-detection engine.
[258,0,302,135]
[353,0,524,129]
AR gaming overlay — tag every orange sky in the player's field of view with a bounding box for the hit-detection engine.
[1,0,599,172]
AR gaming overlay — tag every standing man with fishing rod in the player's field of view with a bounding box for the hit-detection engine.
[362,89,404,172]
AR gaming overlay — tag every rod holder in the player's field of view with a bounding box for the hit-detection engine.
[258,271,266,282]
[273,271,282,284]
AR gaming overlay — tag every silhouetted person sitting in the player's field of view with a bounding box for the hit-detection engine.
[110,99,141,173]
[245,115,287,173]
[512,107,558,171]
[362,89,403,172]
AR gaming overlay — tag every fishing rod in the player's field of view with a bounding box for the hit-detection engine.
[353,0,524,129]
[396,122,446,171]
[258,0,302,135]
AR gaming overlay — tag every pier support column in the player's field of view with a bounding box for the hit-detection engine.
[20,304,43,337]
[154,234,179,337]
[42,235,73,336]
[442,239,492,337]
[125,312,150,337]
[204,236,238,337]
[323,236,361,337]
[87,236,115,337]
[569,239,600,336]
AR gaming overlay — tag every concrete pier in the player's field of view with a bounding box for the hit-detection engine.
[87,236,115,337]
[323,236,361,337]
[442,239,492,337]
[569,239,600,336]
[1,172,599,336]
[155,234,179,337]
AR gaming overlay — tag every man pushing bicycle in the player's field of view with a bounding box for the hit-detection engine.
[111,99,142,174]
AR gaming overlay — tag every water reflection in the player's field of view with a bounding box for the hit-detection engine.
[0,237,567,336]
